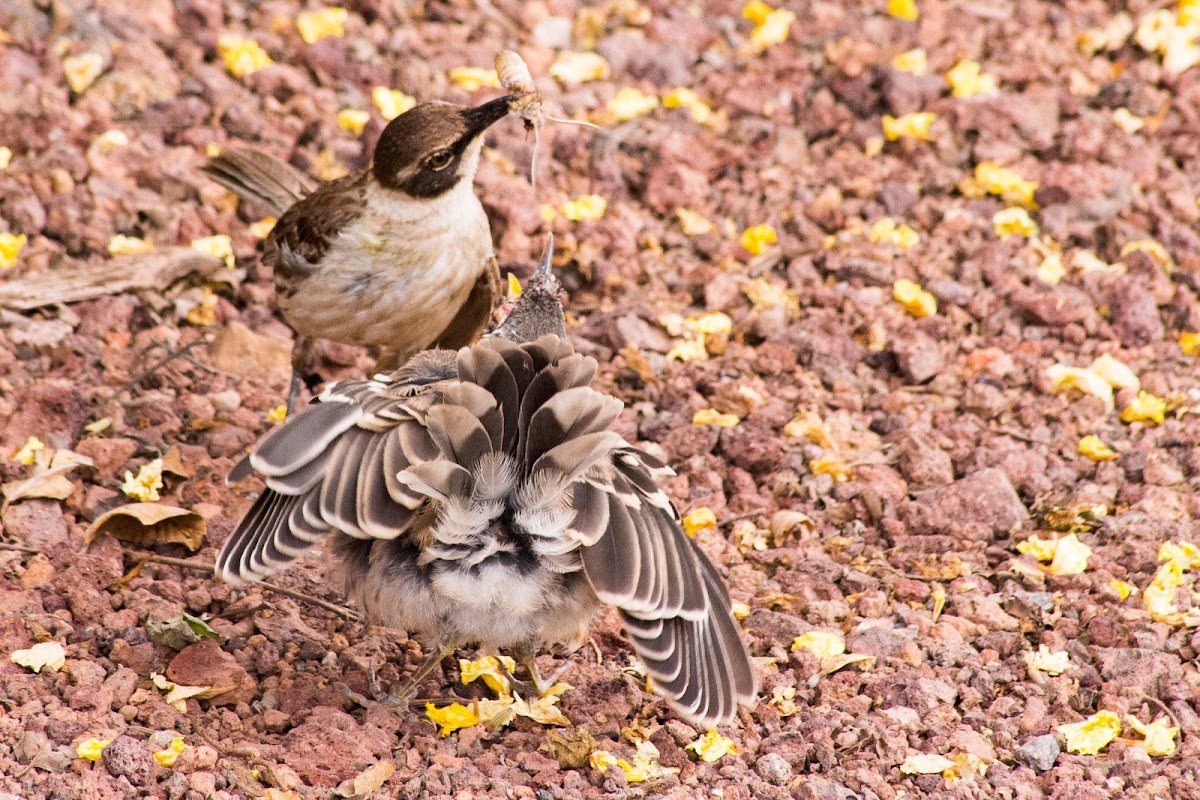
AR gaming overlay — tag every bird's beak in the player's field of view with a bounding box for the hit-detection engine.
[537,233,555,278]
[463,95,513,137]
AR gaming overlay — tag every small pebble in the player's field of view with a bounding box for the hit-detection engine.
[1015,734,1059,772]
[755,752,793,785]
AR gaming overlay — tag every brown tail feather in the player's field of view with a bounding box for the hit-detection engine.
[201,146,317,216]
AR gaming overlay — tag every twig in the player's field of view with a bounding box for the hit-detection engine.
[718,510,764,529]
[121,338,210,392]
[1140,692,1186,739]
[129,552,361,622]
[0,542,360,622]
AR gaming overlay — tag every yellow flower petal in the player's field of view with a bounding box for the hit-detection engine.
[749,7,796,50]
[1120,239,1173,273]
[1179,331,1200,355]
[425,702,480,736]
[893,278,937,318]
[1016,534,1058,562]
[769,685,798,716]
[971,162,1038,209]
[1120,391,1166,425]
[507,273,522,299]
[687,730,740,762]
[185,287,218,326]
[1037,252,1065,284]
[0,232,27,269]
[63,52,104,93]
[891,48,927,75]
[121,457,164,502]
[107,234,154,255]
[741,0,774,24]
[559,195,607,221]
[267,405,287,423]
[511,682,571,726]
[992,207,1039,239]
[217,35,273,78]
[676,207,714,235]
[448,67,501,92]
[296,7,347,44]
[868,217,920,249]
[1046,364,1114,410]
[153,737,188,768]
[662,88,713,124]
[76,738,112,762]
[682,507,717,537]
[11,436,45,465]
[372,86,416,121]
[809,455,852,481]
[740,223,777,255]
[1058,710,1121,755]
[1024,645,1071,675]
[337,109,369,135]
[1088,353,1139,391]
[1048,533,1093,575]
[459,655,518,697]
[742,277,799,314]
[10,641,66,673]
[606,87,659,121]
[945,59,998,98]
[886,0,919,21]
[683,311,732,336]
[692,409,740,427]
[1110,579,1136,600]
[1126,716,1178,757]
[731,601,751,620]
[0,146,11,170]
[248,217,277,239]
[882,112,935,141]
[791,631,845,659]
[1112,107,1145,134]
[667,337,708,362]
[899,753,956,775]
[1077,435,1117,461]
[548,51,610,84]
[191,234,235,268]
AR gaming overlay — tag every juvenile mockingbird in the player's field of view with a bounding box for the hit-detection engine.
[215,237,758,727]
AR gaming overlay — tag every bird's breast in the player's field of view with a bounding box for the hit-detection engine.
[281,183,493,349]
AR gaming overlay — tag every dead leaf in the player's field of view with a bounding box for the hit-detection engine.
[1,448,94,508]
[160,445,193,478]
[334,760,395,798]
[546,727,598,769]
[84,503,206,551]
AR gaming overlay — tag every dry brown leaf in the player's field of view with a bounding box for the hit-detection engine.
[2,448,94,507]
[160,445,193,478]
[84,503,206,551]
[334,760,395,798]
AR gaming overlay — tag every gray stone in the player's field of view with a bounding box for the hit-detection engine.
[1015,734,1059,772]
[755,752,792,785]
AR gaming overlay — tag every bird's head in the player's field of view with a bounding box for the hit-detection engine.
[372,95,512,198]
[490,235,566,342]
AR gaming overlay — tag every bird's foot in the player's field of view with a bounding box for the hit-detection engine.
[501,653,571,698]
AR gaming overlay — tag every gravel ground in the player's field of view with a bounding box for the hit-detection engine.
[2,0,1200,798]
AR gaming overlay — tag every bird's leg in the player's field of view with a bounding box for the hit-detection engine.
[340,639,454,711]
[287,336,315,414]
[378,639,454,708]
[501,646,571,698]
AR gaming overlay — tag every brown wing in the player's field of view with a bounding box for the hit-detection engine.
[201,146,318,216]
[265,171,369,292]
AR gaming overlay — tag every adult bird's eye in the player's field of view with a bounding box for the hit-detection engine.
[426,150,453,170]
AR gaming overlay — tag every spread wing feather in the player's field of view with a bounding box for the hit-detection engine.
[216,334,756,726]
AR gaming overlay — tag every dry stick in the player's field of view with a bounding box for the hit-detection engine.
[0,542,360,622]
